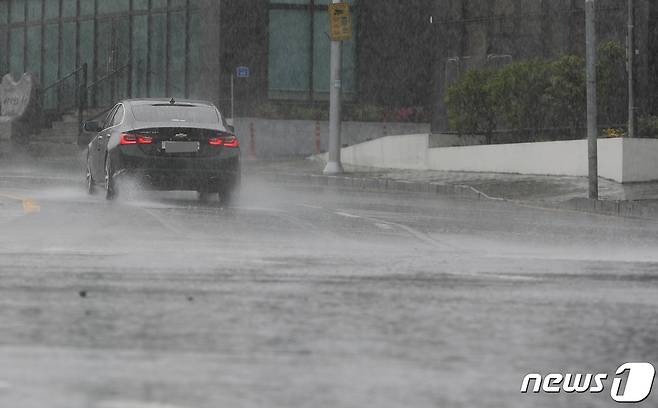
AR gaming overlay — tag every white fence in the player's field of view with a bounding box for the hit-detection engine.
[330,134,658,184]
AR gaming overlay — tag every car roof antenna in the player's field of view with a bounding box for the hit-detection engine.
[169,97,176,105]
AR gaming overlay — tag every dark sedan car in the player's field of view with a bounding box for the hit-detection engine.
[83,98,241,202]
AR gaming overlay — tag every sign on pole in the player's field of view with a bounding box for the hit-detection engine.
[328,2,352,41]
[236,66,250,78]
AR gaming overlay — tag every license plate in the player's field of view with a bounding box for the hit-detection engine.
[162,141,199,153]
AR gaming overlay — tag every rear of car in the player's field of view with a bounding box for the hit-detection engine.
[106,100,240,201]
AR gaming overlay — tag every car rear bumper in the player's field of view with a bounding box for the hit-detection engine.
[112,149,240,191]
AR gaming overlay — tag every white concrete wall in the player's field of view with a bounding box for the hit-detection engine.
[339,134,429,170]
[334,134,658,183]
[233,117,430,158]
[621,138,658,183]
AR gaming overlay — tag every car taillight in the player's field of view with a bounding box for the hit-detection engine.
[209,134,240,148]
[120,133,153,145]
[120,134,137,145]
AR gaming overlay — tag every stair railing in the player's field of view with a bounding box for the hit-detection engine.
[39,63,88,131]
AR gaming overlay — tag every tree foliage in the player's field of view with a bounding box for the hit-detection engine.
[445,69,498,143]
[445,42,627,142]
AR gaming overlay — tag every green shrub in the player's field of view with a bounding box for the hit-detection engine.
[444,42,628,143]
[638,115,658,138]
[493,58,551,138]
[545,54,586,136]
[597,40,627,125]
[445,68,498,142]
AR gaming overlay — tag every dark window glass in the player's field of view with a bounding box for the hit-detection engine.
[168,10,186,97]
[0,30,7,75]
[9,28,24,78]
[132,105,220,124]
[10,0,25,23]
[112,105,125,126]
[170,0,187,9]
[61,22,76,75]
[0,2,8,25]
[268,9,310,99]
[103,106,118,129]
[98,1,129,15]
[149,13,166,97]
[26,25,41,77]
[27,0,42,21]
[134,0,149,10]
[62,0,77,17]
[131,14,148,97]
[43,23,58,108]
[151,0,167,9]
[44,0,59,19]
[79,20,95,101]
[268,1,356,100]
[187,9,201,99]
[80,0,94,16]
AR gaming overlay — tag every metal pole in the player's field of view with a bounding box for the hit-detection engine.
[323,0,344,175]
[230,73,235,120]
[627,0,635,138]
[586,0,599,199]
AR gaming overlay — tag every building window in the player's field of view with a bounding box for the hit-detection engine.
[268,0,356,101]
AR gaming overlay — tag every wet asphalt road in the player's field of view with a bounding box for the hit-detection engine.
[1,171,658,408]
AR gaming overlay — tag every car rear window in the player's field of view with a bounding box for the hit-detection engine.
[132,105,220,124]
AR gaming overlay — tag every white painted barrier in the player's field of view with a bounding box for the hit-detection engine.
[332,134,658,183]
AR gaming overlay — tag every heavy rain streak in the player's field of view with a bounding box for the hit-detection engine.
[1,1,658,408]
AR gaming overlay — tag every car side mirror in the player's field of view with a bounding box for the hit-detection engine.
[227,125,236,134]
[83,121,101,133]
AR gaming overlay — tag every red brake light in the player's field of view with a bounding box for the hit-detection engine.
[120,134,137,145]
[223,136,240,148]
[209,134,239,148]
[120,133,153,145]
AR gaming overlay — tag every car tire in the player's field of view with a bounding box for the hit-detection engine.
[104,157,117,201]
[219,175,240,206]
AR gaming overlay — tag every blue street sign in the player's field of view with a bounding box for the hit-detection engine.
[236,66,250,78]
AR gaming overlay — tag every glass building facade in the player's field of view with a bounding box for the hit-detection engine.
[0,0,208,106]
[267,0,356,100]
[0,0,359,115]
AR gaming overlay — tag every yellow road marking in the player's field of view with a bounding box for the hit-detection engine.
[0,193,41,214]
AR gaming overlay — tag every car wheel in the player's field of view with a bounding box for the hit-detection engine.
[86,159,95,195]
[104,157,117,200]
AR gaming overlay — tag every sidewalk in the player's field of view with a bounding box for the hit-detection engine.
[252,158,658,220]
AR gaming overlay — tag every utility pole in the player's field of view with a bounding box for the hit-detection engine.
[323,0,345,175]
[586,0,599,199]
[627,0,635,138]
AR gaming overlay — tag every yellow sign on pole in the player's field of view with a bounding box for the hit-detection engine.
[329,2,352,41]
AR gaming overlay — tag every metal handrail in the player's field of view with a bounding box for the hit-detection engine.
[41,66,85,95]
[86,63,131,91]
[86,63,131,111]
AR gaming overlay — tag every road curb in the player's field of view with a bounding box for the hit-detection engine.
[267,172,501,201]
[551,198,658,219]
[266,171,658,221]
